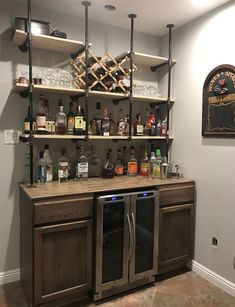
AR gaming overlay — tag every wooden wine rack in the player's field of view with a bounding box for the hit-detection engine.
[71,50,136,94]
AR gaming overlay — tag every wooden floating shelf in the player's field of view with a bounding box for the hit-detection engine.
[14,83,85,95]
[133,51,177,67]
[14,83,174,103]
[12,29,85,54]
[20,134,86,140]
[88,136,129,140]
[20,134,173,141]
[132,136,173,140]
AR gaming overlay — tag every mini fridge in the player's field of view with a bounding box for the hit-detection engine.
[94,190,159,300]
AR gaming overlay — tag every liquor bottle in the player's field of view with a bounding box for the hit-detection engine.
[36,94,47,134]
[161,118,167,136]
[115,149,124,176]
[88,145,101,177]
[74,102,84,135]
[140,148,150,177]
[24,106,35,134]
[44,98,52,134]
[134,113,144,136]
[117,108,125,136]
[67,101,75,135]
[43,144,53,182]
[76,145,88,181]
[37,151,46,184]
[102,151,114,178]
[122,146,128,175]
[58,147,70,182]
[102,107,110,136]
[127,146,137,176]
[155,106,162,136]
[55,101,67,134]
[92,101,102,135]
[109,112,116,136]
[155,149,163,179]
[81,108,86,134]
[146,112,156,136]
[121,115,129,136]
[150,151,157,179]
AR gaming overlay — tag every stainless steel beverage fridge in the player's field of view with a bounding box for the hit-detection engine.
[94,190,159,300]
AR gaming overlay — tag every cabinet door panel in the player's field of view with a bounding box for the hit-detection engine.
[34,220,92,305]
[159,203,194,269]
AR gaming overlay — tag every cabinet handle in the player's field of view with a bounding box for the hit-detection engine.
[126,213,132,261]
[161,203,193,212]
[130,212,136,261]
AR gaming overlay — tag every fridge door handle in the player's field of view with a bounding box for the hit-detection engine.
[126,213,132,260]
[130,212,136,261]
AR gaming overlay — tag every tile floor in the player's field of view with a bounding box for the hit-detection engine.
[1,271,235,307]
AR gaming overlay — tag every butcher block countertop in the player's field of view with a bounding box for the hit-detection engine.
[20,176,195,200]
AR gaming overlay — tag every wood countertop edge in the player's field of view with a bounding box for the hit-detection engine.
[19,177,195,201]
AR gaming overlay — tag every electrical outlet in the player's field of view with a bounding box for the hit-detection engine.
[4,129,21,144]
[212,237,218,249]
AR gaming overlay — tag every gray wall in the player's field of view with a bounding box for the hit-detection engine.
[160,1,235,283]
[0,1,159,272]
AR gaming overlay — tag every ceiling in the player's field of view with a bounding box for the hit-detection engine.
[20,0,231,36]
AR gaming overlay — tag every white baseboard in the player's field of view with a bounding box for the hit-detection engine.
[0,269,20,285]
[191,260,235,298]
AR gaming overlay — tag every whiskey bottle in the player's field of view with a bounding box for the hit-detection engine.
[36,94,47,134]
[55,101,67,134]
[58,147,70,182]
[102,107,110,136]
[74,102,84,135]
[134,113,144,136]
[92,102,102,135]
[127,146,137,176]
[43,144,53,182]
[115,149,124,176]
[76,145,88,181]
[37,151,46,184]
[67,101,75,135]
[24,106,35,134]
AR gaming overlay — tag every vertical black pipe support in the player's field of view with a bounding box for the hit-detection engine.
[128,14,137,139]
[27,0,34,187]
[82,1,91,139]
[166,24,174,161]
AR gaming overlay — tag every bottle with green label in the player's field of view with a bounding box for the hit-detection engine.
[155,149,163,179]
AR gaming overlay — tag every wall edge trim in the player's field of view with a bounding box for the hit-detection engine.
[0,268,20,285]
[191,260,235,298]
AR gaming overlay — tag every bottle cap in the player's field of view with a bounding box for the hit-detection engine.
[44,144,49,150]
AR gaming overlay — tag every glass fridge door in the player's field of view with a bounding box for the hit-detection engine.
[129,191,159,282]
[95,194,130,294]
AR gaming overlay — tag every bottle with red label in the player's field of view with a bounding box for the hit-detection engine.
[127,146,137,176]
[140,148,150,177]
[115,149,124,176]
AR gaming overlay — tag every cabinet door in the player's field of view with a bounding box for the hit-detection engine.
[129,191,158,282]
[158,203,194,272]
[34,219,92,305]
